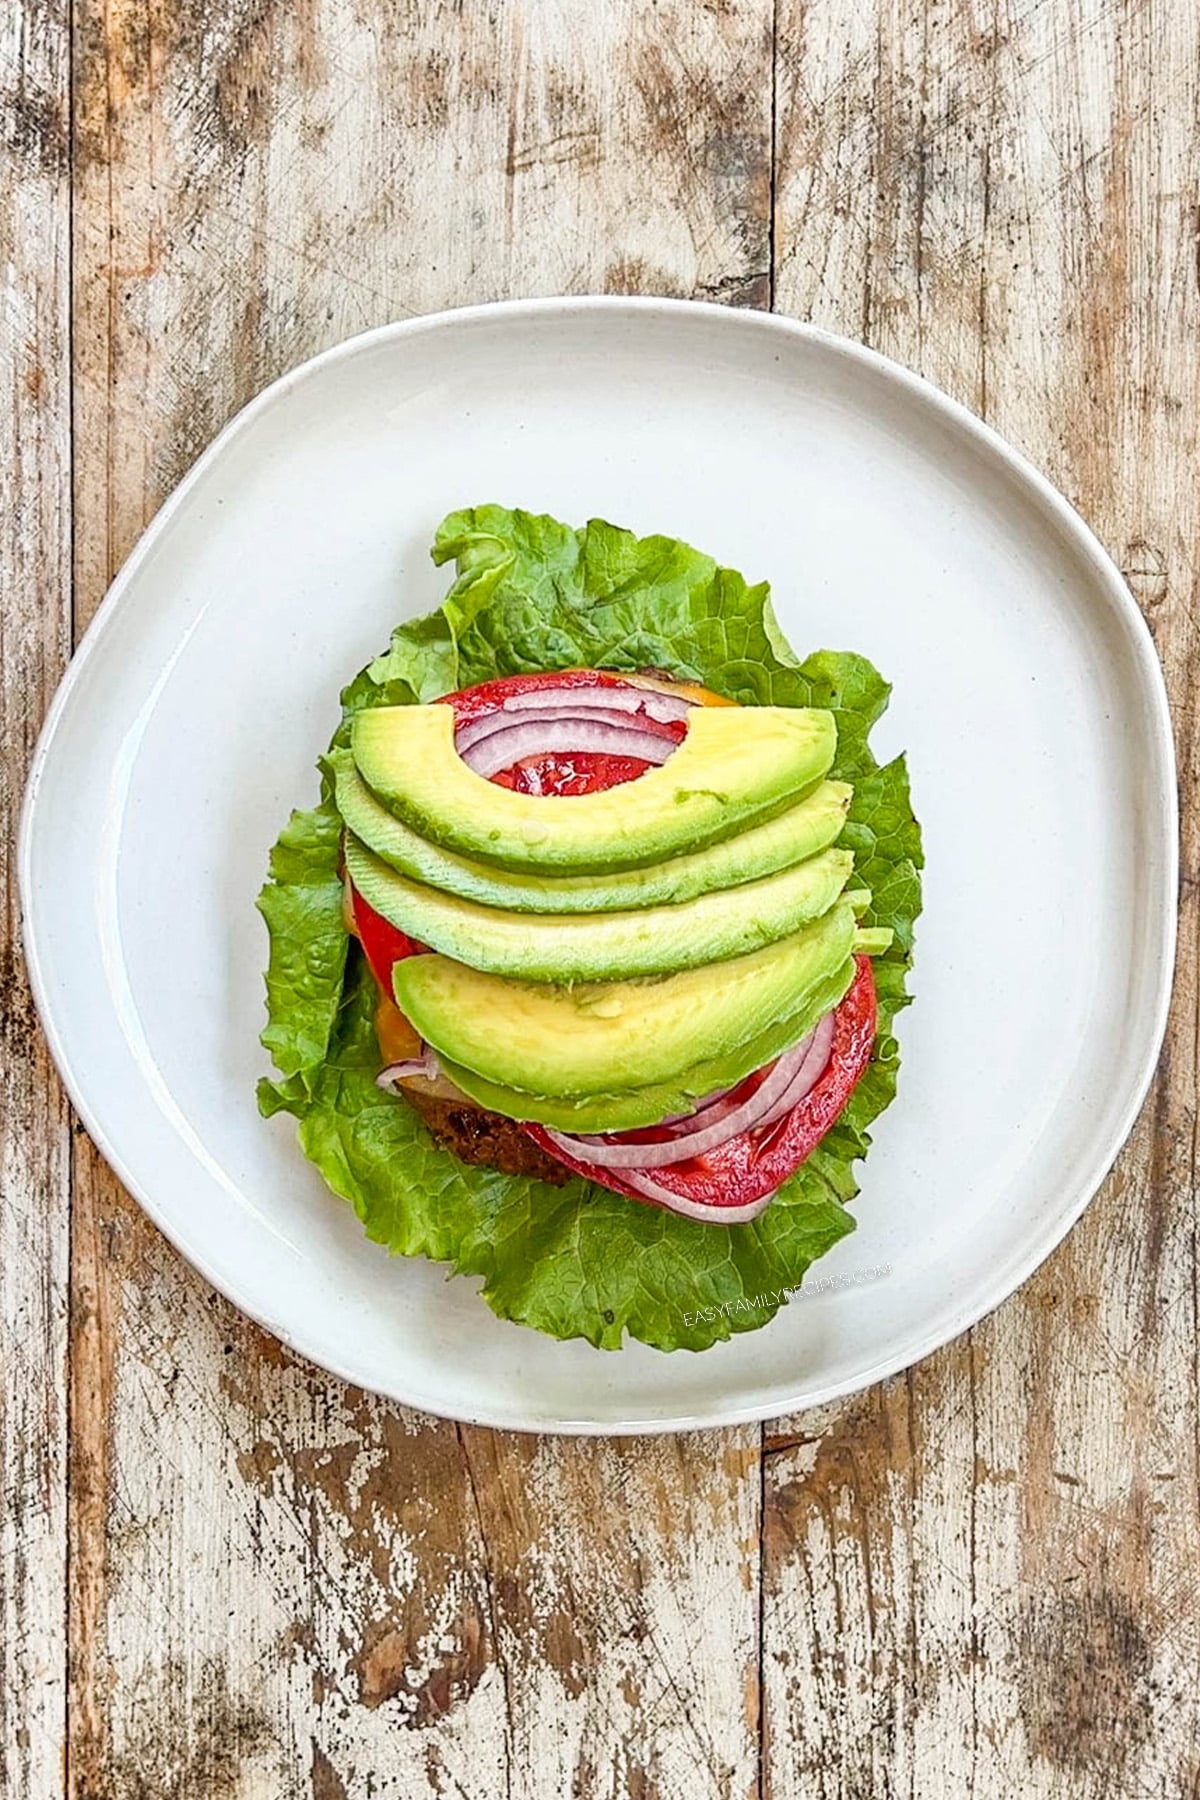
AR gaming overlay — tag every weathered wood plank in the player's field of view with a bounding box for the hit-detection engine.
[0,2,72,1794]
[765,1,1200,1794]
[68,1,772,1793]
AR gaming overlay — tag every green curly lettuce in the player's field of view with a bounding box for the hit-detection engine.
[257,507,922,1352]
[255,805,348,1086]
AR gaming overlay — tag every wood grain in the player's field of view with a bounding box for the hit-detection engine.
[765,1,1200,1794]
[1,1,71,1793]
[3,0,1197,1792]
[67,2,772,1795]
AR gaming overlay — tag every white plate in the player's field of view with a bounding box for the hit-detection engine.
[21,299,1177,1433]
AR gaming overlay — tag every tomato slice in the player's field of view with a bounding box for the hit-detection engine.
[491,751,657,796]
[445,670,684,796]
[441,667,686,734]
[350,883,422,995]
[522,958,878,1212]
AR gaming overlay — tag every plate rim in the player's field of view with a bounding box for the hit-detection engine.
[19,295,1179,1434]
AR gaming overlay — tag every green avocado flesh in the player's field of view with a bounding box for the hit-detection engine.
[435,960,856,1130]
[332,751,852,913]
[854,926,893,955]
[351,702,836,873]
[391,899,857,1098]
[345,831,853,983]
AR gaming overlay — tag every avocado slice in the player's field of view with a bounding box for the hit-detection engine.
[332,751,852,913]
[345,831,853,982]
[853,926,894,955]
[391,899,857,1097]
[351,702,836,873]
[434,961,856,1130]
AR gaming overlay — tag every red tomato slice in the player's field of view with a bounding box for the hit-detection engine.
[350,883,422,995]
[445,671,684,794]
[440,668,685,737]
[522,957,878,1212]
[491,752,657,796]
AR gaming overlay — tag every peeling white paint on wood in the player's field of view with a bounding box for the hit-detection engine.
[67,2,770,1795]
[3,0,1197,1793]
[766,2,1200,1794]
[1,0,71,1794]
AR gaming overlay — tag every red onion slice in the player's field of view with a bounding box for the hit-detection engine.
[755,1012,836,1132]
[619,1166,777,1224]
[500,683,694,723]
[376,1045,440,1088]
[656,1074,760,1127]
[455,702,677,755]
[460,719,676,778]
[546,1019,834,1169]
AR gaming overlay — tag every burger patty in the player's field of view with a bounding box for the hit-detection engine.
[399,1087,572,1185]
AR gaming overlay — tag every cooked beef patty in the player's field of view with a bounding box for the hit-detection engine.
[400,1087,571,1185]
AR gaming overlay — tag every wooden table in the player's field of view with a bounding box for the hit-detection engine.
[4,2,1197,1793]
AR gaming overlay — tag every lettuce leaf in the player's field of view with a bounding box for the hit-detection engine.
[258,507,922,1352]
[255,804,347,1085]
